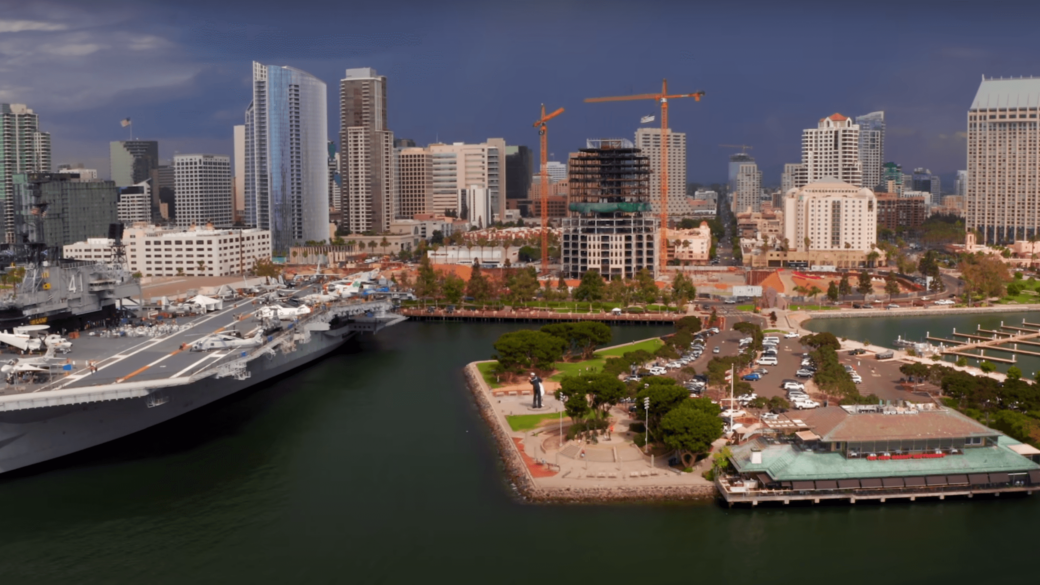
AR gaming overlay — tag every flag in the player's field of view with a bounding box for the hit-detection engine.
[120,118,131,127]
[640,115,655,124]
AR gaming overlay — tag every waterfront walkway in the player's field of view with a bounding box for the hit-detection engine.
[402,307,683,324]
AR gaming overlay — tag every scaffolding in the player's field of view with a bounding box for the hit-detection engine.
[568,141,651,212]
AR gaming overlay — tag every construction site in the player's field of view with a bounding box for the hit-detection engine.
[560,138,658,280]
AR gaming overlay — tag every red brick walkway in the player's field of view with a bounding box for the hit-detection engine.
[513,438,558,478]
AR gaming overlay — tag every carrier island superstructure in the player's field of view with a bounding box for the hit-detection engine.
[0,276,405,474]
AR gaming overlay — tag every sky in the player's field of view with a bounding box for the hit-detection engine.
[3,0,1040,186]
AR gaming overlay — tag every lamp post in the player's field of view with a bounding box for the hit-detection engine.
[558,393,567,444]
[643,396,650,453]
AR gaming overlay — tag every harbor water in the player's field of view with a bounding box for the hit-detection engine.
[0,321,1037,584]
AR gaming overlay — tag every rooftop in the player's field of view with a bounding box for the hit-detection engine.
[971,76,1040,109]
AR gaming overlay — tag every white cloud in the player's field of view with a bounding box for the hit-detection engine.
[0,19,68,33]
[43,43,101,57]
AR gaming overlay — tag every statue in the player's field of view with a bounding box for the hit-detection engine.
[529,372,543,408]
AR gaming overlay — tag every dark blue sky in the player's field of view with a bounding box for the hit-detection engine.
[6,0,1039,184]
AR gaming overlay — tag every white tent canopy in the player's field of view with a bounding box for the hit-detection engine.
[188,295,223,312]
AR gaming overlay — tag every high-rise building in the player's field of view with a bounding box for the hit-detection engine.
[395,147,432,219]
[505,145,533,202]
[427,141,502,225]
[340,67,394,234]
[57,165,98,179]
[0,104,51,242]
[245,61,330,254]
[156,162,175,222]
[728,153,755,193]
[542,161,567,183]
[856,111,885,191]
[636,127,692,217]
[233,125,245,223]
[12,172,118,254]
[327,141,341,211]
[734,160,762,214]
[117,181,152,225]
[174,154,233,228]
[955,170,968,197]
[782,178,877,266]
[796,114,862,189]
[881,162,904,196]
[393,138,416,148]
[781,163,802,195]
[486,137,506,221]
[110,140,158,186]
[562,139,657,279]
[912,168,934,193]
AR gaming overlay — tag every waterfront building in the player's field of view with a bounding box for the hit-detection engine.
[875,193,926,231]
[12,172,118,253]
[964,76,1040,243]
[636,127,693,216]
[117,181,152,225]
[486,137,507,221]
[64,224,271,277]
[777,178,877,268]
[174,154,233,229]
[795,114,862,189]
[717,404,1040,506]
[244,61,330,255]
[562,138,657,279]
[341,67,394,234]
[1,104,51,242]
[426,142,502,221]
[856,111,885,191]
[395,147,432,219]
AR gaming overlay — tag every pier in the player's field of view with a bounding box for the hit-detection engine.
[936,319,1040,362]
[400,307,682,325]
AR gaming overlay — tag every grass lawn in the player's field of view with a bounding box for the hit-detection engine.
[476,361,502,388]
[735,304,755,311]
[506,412,562,431]
[549,338,664,381]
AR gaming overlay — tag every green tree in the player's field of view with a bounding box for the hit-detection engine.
[466,262,492,303]
[251,258,282,284]
[635,268,659,304]
[827,280,839,303]
[492,330,567,374]
[671,272,697,305]
[506,266,539,306]
[660,400,724,465]
[440,272,465,304]
[634,378,690,438]
[572,269,606,302]
[1007,366,1023,381]
[857,270,873,295]
[541,322,612,360]
[675,316,702,333]
[838,273,852,300]
[556,275,570,300]
[414,255,439,301]
[979,361,997,373]
[808,284,822,304]
[885,273,900,300]
[559,372,627,419]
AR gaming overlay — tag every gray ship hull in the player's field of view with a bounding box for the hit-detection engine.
[0,323,356,474]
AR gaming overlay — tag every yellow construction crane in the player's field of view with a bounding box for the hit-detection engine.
[533,104,564,273]
[586,80,704,273]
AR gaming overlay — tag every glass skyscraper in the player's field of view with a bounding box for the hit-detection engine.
[245,61,330,256]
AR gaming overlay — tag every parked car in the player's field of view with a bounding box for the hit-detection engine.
[795,369,814,378]
[742,373,762,381]
[849,348,867,356]
[851,374,863,383]
[713,346,721,354]
[720,409,747,418]
[887,304,899,309]
[756,357,778,366]
[782,381,805,391]
[784,331,800,339]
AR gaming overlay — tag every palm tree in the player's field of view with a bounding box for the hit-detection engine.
[808,285,822,305]
[803,237,811,251]
[380,236,390,256]
[367,240,378,255]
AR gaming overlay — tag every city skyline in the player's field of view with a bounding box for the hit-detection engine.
[2,1,1035,186]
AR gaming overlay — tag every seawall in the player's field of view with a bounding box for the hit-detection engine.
[804,304,1040,321]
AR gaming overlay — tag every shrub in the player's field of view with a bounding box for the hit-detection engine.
[979,361,997,373]
[956,357,968,367]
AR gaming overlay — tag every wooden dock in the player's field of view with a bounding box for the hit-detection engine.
[400,307,683,325]
[942,350,1016,364]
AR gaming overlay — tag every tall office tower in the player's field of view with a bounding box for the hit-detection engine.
[244,61,330,254]
[174,154,233,228]
[955,170,968,197]
[233,125,245,223]
[563,139,657,279]
[505,145,533,202]
[327,141,341,211]
[427,141,502,225]
[12,172,118,253]
[395,147,432,219]
[0,104,51,242]
[394,138,416,148]
[117,181,152,225]
[795,114,862,188]
[781,163,802,195]
[340,67,394,234]
[965,79,1040,242]
[636,127,693,216]
[728,152,754,193]
[856,111,885,191]
[911,168,934,193]
[734,160,762,214]
[543,161,567,183]
[881,162,903,195]
[111,140,159,219]
[156,162,176,221]
[486,137,506,221]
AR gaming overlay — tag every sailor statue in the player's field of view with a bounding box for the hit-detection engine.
[529,372,544,409]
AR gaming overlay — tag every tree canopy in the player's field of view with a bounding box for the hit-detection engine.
[540,322,612,360]
[660,400,724,461]
[558,372,627,419]
[572,269,606,302]
[493,330,566,374]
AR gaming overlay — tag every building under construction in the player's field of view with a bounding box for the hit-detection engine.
[561,139,658,280]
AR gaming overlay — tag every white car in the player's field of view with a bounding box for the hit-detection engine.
[934,299,955,306]
[761,412,780,421]
[782,381,805,391]
[851,374,863,383]
[720,409,747,418]
[794,400,819,410]
[649,367,667,376]
[756,357,778,366]
[784,332,799,339]
[763,337,780,344]
[667,362,682,369]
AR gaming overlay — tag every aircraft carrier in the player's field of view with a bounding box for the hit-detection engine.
[0,285,405,474]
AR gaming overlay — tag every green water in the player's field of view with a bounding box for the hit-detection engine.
[805,310,1040,376]
[0,321,1036,584]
